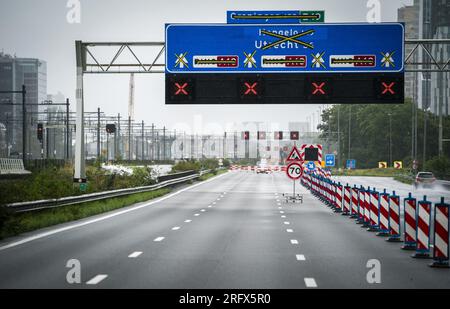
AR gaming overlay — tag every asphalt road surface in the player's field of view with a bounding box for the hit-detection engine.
[1,171,449,289]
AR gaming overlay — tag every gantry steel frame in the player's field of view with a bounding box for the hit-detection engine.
[74,39,450,183]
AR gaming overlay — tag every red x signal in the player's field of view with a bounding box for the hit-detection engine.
[175,82,188,95]
[312,82,326,95]
[381,82,395,95]
[244,82,258,95]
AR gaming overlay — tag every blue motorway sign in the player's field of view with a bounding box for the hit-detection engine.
[227,10,325,24]
[165,23,404,74]
[346,159,356,169]
[307,161,316,171]
[325,154,335,167]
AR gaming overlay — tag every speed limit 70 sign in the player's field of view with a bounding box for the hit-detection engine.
[286,162,303,180]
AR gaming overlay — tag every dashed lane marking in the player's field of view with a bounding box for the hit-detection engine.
[284,222,290,225]
[154,237,165,242]
[304,278,318,288]
[281,215,286,218]
[194,214,200,216]
[184,220,192,223]
[172,226,181,231]
[286,229,293,233]
[128,251,143,258]
[290,239,299,244]
[280,211,284,214]
[86,274,108,285]
[201,209,206,212]
[296,254,306,261]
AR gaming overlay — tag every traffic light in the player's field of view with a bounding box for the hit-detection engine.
[37,123,43,142]
[304,147,319,161]
[274,131,283,140]
[242,131,250,140]
[106,124,116,134]
[290,131,299,140]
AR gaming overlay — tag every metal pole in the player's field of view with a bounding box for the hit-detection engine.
[117,113,121,160]
[97,107,101,159]
[151,123,155,160]
[106,132,109,161]
[439,95,443,157]
[74,41,86,182]
[163,126,166,161]
[128,116,131,160]
[22,85,26,162]
[423,109,427,162]
[389,113,392,165]
[141,120,145,160]
[348,105,351,160]
[65,98,70,160]
[337,105,341,169]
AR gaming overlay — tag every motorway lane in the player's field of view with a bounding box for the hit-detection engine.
[0,170,449,288]
[0,172,244,288]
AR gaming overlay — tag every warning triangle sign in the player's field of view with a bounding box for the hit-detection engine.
[286,146,302,162]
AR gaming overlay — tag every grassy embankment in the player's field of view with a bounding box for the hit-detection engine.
[332,168,414,185]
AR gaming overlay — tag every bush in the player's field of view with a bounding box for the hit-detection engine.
[172,160,201,172]
[424,156,450,180]
[0,206,10,231]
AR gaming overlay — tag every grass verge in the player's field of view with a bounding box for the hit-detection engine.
[0,188,170,240]
[198,169,228,181]
[333,168,411,178]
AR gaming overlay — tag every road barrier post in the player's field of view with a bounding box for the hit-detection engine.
[356,185,365,224]
[412,196,432,259]
[334,182,343,213]
[350,185,359,219]
[376,189,390,236]
[362,186,371,228]
[342,184,351,216]
[402,193,417,250]
[387,191,402,242]
[367,187,380,232]
[429,197,450,268]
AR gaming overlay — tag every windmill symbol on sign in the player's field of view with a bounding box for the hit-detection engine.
[175,52,189,69]
[244,51,257,68]
[381,51,395,68]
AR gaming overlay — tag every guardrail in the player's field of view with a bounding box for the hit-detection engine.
[5,169,215,213]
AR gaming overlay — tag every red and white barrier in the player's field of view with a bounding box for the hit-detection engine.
[387,192,401,242]
[356,186,365,224]
[335,183,343,213]
[430,198,450,268]
[342,185,351,215]
[368,188,380,232]
[402,193,417,250]
[350,186,359,218]
[412,196,432,258]
[377,190,390,236]
[362,187,371,227]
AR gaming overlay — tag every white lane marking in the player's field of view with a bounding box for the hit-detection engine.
[304,278,318,288]
[154,237,165,242]
[278,207,282,210]
[284,221,290,225]
[194,213,200,216]
[217,198,221,201]
[212,202,217,205]
[280,211,284,214]
[290,239,299,244]
[86,274,108,285]
[281,215,286,218]
[277,203,281,206]
[296,254,306,261]
[172,226,181,231]
[0,171,231,252]
[184,219,192,223]
[200,209,206,212]
[128,251,142,258]
[287,229,293,233]
[208,205,212,208]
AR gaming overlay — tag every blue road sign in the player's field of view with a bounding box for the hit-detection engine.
[325,154,335,167]
[346,159,356,169]
[165,23,404,74]
[227,10,325,24]
[307,161,316,171]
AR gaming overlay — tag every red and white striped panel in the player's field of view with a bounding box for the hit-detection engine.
[336,184,343,210]
[416,201,431,252]
[370,191,380,227]
[364,190,371,224]
[299,144,323,164]
[404,199,417,244]
[388,195,401,237]
[434,204,449,260]
[343,186,351,213]
[351,187,359,216]
[379,193,390,232]
[358,189,365,221]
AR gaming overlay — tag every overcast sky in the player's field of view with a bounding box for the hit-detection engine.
[0,0,412,134]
